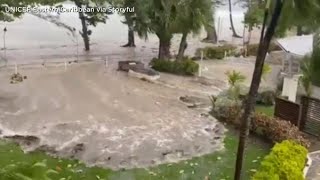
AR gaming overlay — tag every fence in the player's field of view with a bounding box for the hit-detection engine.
[275,96,320,137]
[300,96,320,137]
[274,97,301,126]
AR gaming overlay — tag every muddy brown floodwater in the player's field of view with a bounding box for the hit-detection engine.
[0,62,227,170]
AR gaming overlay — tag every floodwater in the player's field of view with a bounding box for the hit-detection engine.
[0,62,226,169]
[0,0,248,65]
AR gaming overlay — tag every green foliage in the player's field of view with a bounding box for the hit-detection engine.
[226,70,246,87]
[274,0,320,37]
[311,46,320,87]
[300,56,314,96]
[256,90,276,106]
[173,0,213,35]
[196,45,237,60]
[225,70,246,100]
[252,113,310,148]
[212,98,310,147]
[151,58,199,75]
[0,160,58,180]
[262,64,272,80]
[252,140,308,180]
[246,42,282,56]
[244,1,264,31]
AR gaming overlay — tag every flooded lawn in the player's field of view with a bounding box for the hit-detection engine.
[0,128,270,180]
[0,62,227,170]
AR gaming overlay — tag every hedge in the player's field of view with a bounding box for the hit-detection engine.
[252,140,308,180]
[211,98,310,147]
[150,58,199,76]
[195,45,236,60]
[246,42,282,56]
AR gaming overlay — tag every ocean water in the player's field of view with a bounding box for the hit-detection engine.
[0,0,247,64]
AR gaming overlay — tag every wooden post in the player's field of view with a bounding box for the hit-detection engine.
[199,51,203,77]
[15,62,17,74]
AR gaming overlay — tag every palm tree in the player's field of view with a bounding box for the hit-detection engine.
[311,34,320,87]
[116,0,136,47]
[175,0,214,60]
[228,0,241,38]
[226,70,246,99]
[300,56,314,97]
[134,0,179,60]
[234,0,318,179]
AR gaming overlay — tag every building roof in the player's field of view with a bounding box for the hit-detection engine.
[276,35,313,56]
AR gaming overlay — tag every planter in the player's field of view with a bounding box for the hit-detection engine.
[128,68,160,81]
[118,61,144,72]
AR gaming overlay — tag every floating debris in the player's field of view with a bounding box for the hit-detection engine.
[10,73,26,84]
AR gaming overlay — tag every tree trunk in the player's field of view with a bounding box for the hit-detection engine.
[297,25,303,36]
[247,29,252,44]
[177,32,188,61]
[228,0,241,38]
[158,39,171,60]
[203,25,218,43]
[122,24,136,47]
[76,1,90,51]
[234,0,283,179]
[312,30,320,86]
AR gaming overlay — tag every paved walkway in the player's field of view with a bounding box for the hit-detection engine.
[307,151,320,180]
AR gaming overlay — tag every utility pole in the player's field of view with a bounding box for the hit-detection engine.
[3,27,7,66]
[73,28,79,62]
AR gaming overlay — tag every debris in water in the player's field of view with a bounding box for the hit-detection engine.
[10,73,26,84]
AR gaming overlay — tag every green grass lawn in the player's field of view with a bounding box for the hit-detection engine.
[255,105,274,117]
[0,129,270,180]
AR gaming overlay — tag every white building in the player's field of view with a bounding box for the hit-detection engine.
[275,35,313,102]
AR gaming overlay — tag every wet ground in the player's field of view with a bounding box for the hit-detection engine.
[0,62,227,170]
[0,55,281,170]
[307,151,320,180]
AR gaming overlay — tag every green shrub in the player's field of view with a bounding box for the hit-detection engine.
[212,100,310,147]
[253,113,310,147]
[247,42,282,56]
[150,58,199,75]
[195,45,236,60]
[212,95,242,125]
[252,140,308,180]
[256,90,276,106]
[226,70,246,100]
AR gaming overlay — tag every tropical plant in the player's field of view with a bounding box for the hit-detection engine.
[228,0,241,37]
[202,0,222,43]
[174,0,214,60]
[111,0,137,47]
[226,70,246,100]
[300,56,314,97]
[72,0,111,51]
[243,0,265,44]
[311,38,320,87]
[262,63,271,80]
[132,0,179,60]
